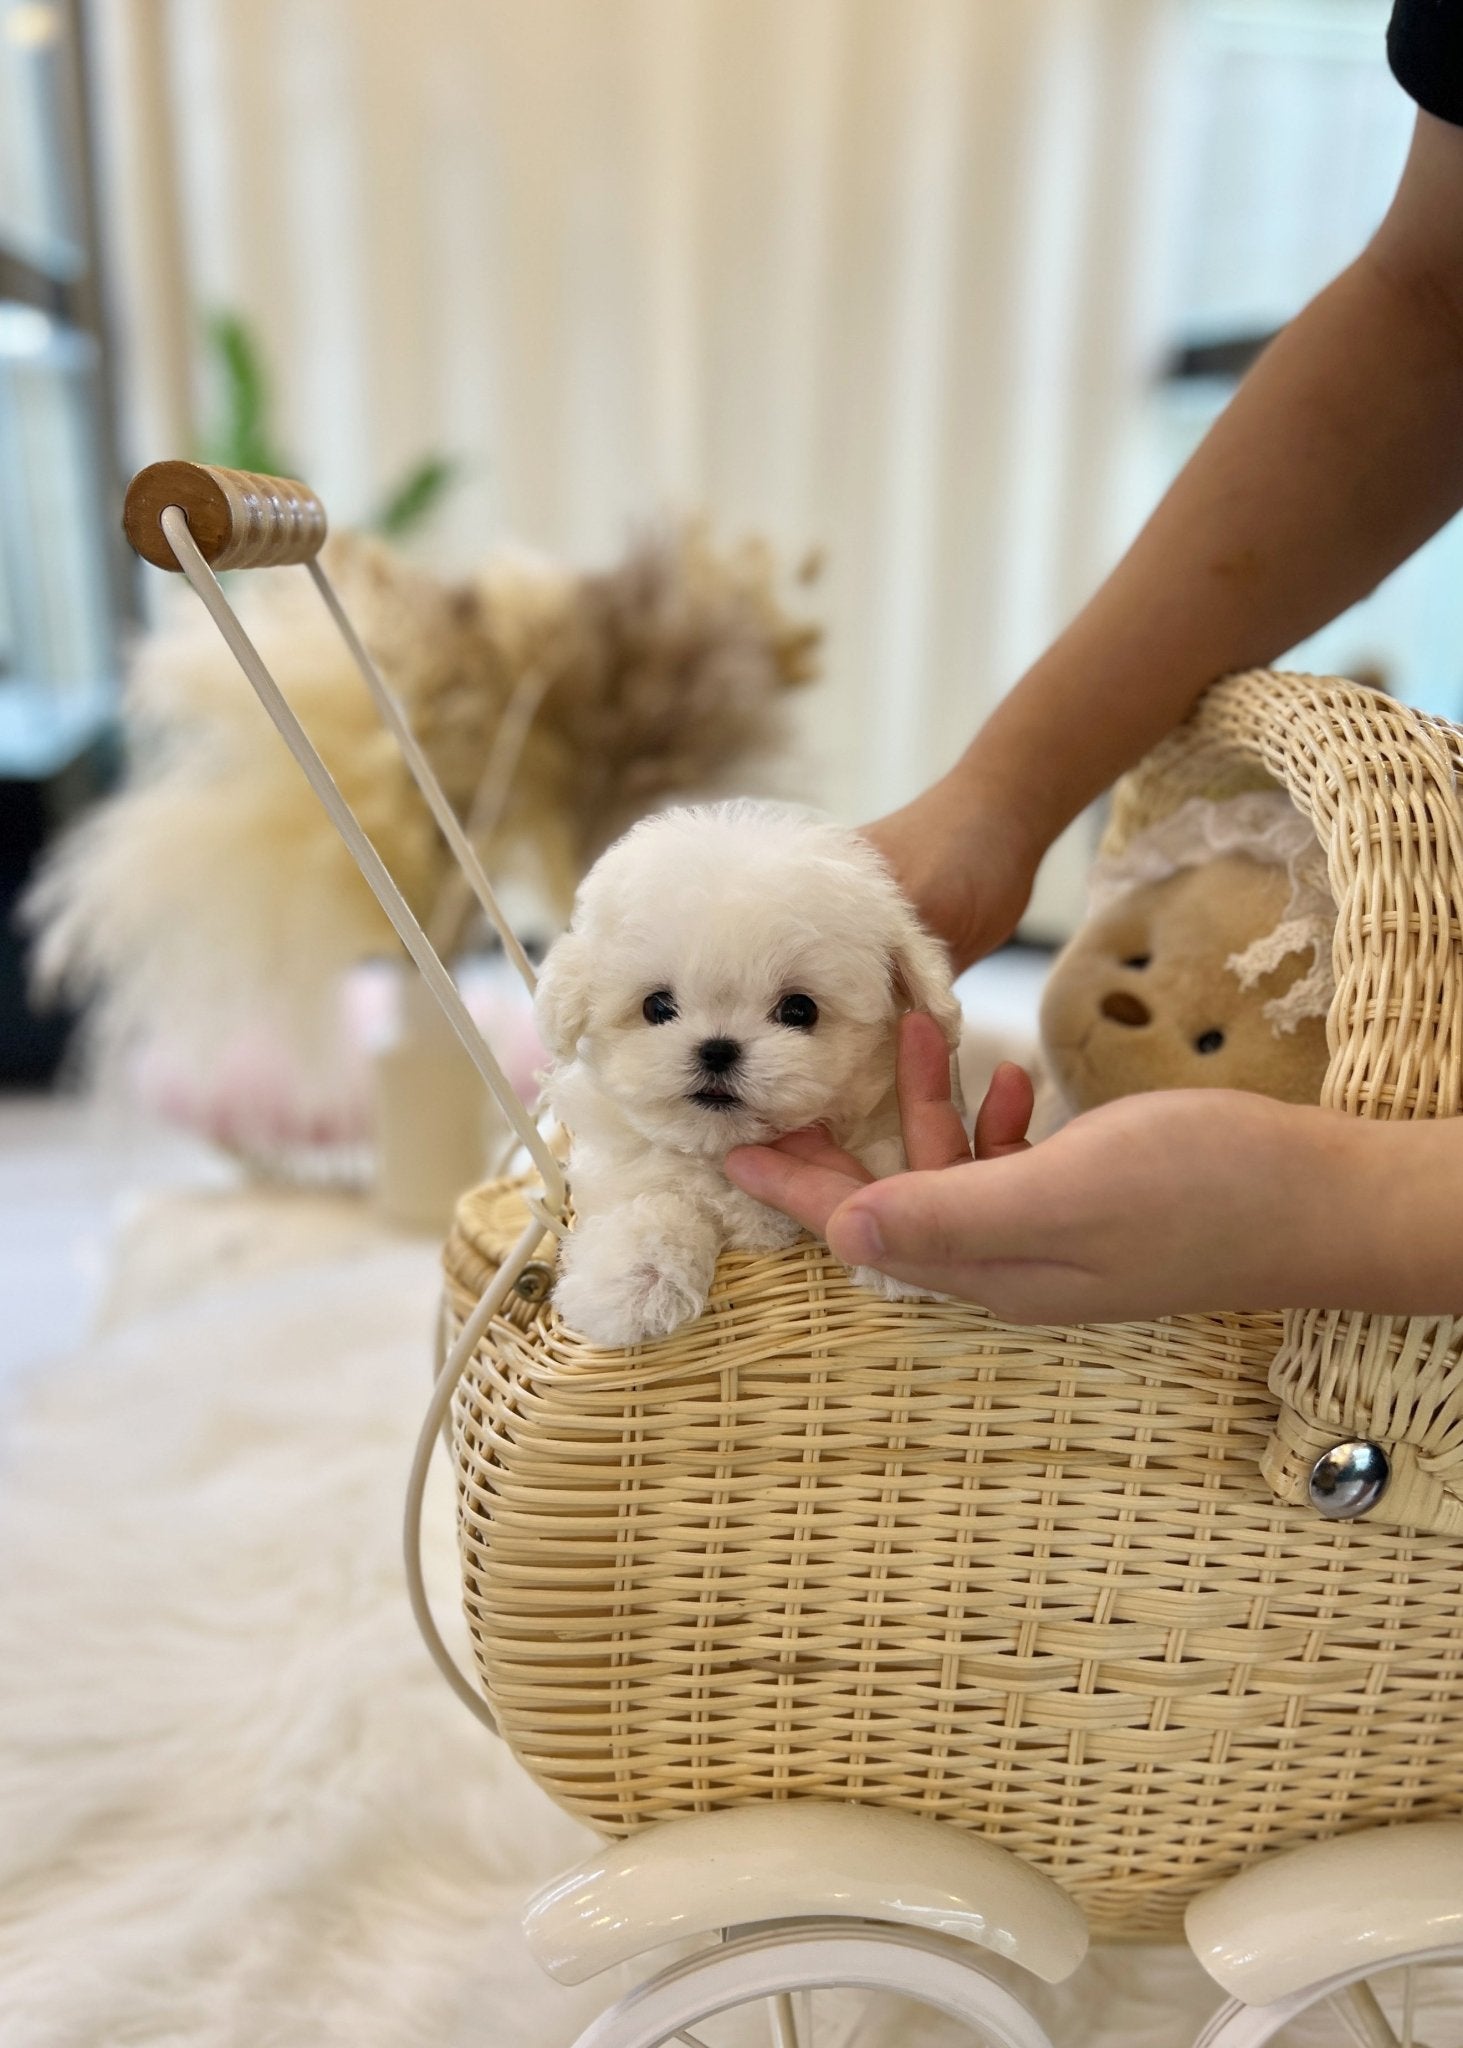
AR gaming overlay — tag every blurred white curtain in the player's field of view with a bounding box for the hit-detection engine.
[91,0,1186,933]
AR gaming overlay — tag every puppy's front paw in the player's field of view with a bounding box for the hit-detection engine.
[626,1256,709,1342]
[549,1236,708,1351]
[553,1257,707,1348]
[847,1264,943,1304]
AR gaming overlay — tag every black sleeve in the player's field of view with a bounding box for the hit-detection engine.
[1389,1,1463,127]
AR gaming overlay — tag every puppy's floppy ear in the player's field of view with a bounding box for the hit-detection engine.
[889,912,963,1052]
[534,930,593,1061]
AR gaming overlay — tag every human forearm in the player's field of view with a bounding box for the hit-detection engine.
[958,247,1463,851]
[867,116,1463,971]
[1300,1110,1463,1316]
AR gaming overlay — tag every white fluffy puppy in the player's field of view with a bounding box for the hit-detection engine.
[534,800,963,1348]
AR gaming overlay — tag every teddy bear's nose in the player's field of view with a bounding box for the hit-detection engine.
[698,1036,742,1073]
[1100,990,1151,1028]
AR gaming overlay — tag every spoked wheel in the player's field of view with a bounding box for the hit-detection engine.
[1194,1948,1463,2048]
[568,1918,1055,2048]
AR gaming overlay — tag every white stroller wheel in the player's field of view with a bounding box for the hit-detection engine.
[1192,1948,1463,2048]
[1187,1822,1463,2044]
[564,1918,1055,2048]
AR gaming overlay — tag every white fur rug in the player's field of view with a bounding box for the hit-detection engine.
[0,1207,609,2048]
[0,1191,1310,2047]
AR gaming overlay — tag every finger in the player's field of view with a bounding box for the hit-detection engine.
[834,1251,1095,1323]
[896,1011,972,1173]
[973,1060,1035,1160]
[724,1143,868,1237]
[770,1126,875,1181]
[826,1149,1071,1272]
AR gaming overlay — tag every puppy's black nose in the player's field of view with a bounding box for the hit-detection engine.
[698,1037,741,1073]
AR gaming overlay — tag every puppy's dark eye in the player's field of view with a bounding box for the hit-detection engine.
[1195,1028,1225,1055]
[642,990,677,1025]
[775,993,818,1030]
[1123,954,1151,970]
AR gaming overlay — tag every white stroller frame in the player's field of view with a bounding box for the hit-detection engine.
[123,461,1463,2048]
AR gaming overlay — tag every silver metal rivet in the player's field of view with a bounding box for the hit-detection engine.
[514,1260,553,1302]
[1307,1439,1391,1520]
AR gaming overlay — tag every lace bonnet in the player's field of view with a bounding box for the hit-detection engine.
[1086,791,1336,1035]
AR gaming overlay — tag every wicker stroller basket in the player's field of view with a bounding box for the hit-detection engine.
[112,468,1463,1951]
[442,669,1463,1943]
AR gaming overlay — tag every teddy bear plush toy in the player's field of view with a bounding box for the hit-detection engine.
[1037,792,1336,1120]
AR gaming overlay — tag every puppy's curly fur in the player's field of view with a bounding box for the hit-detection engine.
[535,801,962,1348]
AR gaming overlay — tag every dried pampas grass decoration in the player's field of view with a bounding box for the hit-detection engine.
[27,522,817,1153]
[482,525,821,913]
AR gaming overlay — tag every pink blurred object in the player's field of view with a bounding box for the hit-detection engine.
[345,954,544,1103]
[130,954,543,1162]
[458,957,546,1106]
[130,1021,371,1154]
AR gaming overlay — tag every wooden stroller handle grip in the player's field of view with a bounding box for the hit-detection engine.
[123,460,328,572]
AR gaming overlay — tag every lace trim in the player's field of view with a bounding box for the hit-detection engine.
[1089,793,1334,1034]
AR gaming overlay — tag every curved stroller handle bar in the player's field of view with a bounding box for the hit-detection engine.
[124,460,328,572]
[124,468,569,1731]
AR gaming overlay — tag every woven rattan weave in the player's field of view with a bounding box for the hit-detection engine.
[441,672,1463,1940]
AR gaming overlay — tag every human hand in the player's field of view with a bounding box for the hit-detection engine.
[727,1012,1366,1323]
[862,778,1041,975]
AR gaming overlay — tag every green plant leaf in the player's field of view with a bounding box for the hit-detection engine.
[370,455,459,538]
[197,312,463,533]
[200,312,294,479]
